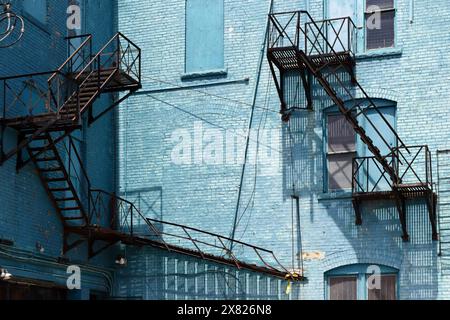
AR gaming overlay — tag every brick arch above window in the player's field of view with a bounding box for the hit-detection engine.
[322,88,400,111]
[320,248,403,273]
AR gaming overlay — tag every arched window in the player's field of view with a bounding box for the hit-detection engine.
[325,263,398,300]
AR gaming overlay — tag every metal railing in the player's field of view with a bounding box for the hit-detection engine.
[0,70,78,120]
[305,17,357,57]
[268,11,409,184]
[75,32,141,96]
[87,189,292,277]
[268,11,356,55]
[65,34,93,75]
[60,135,91,219]
[353,155,395,193]
[353,146,433,194]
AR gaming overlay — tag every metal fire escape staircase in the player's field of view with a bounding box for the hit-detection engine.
[0,34,292,279]
[267,11,438,241]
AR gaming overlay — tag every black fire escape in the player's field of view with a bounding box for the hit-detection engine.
[0,33,293,279]
[267,11,438,241]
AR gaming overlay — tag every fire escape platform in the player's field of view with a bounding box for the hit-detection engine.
[1,115,79,132]
[0,32,299,281]
[268,46,354,71]
[267,11,438,241]
[353,183,434,201]
[72,68,141,94]
[1,70,140,132]
[65,225,293,280]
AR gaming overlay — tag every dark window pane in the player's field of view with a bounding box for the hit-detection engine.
[328,153,355,190]
[366,0,394,10]
[366,11,395,50]
[329,276,358,300]
[368,275,397,300]
[328,115,356,153]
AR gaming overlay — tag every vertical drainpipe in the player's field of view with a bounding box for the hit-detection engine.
[230,0,274,251]
[409,0,414,24]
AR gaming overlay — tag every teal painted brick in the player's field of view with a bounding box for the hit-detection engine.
[3,0,450,301]
[113,0,450,300]
[0,0,118,295]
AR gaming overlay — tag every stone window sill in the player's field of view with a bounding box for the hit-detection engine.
[181,69,228,81]
[356,47,403,61]
[318,191,353,201]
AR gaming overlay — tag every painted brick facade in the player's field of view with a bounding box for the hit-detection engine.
[114,0,450,300]
[0,0,118,298]
[1,0,450,300]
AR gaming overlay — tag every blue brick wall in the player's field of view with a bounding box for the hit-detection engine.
[2,0,450,300]
[0,0,118,297]
[114,0,450,300]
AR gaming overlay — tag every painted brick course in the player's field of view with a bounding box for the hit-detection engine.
[114,0,450,300]
[2,0,450,300]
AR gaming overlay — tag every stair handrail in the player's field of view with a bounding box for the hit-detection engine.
[268,11,410,183]
[87,189,293,277]
[88,189,168,247]
[300,11,409,153]
[65,34,93,74]
[48,34,93,84]
[45,35,92,116]
[59,135,93,223]
[74,32,141,82]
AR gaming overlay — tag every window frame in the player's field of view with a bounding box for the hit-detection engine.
[325,264,399,300]
[366,273,398,300]
[323,100,397,194]
[324,0,357,54]
[328,275,358,300]
[364,0,397,51]
[184,0,225,77]
[324,110,357,193]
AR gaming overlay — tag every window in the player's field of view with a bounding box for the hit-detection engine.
[365,0,395,50]
[357,105,396,192]
[325,102,396,193]
[185,0,224,73]
[326,0,355,52]
[329,276,358,300]
[23,0,47,23]
[326,264,398,300]
[326,114,356,191]
[368,275,397,300]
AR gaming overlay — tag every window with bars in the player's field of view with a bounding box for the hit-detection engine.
[365,0,395,50]
[327,114,356,191]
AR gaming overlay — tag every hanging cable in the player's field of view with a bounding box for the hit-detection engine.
[229,0,274,252]
[234,75,272,244]
[142,75,280,115]
[146,93,282,155]
[0,2,25,48]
